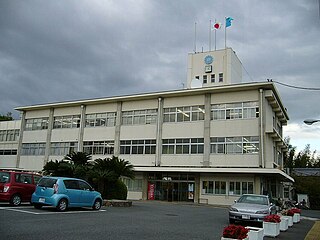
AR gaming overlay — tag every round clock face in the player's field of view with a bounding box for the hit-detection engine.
[204,55,213,65]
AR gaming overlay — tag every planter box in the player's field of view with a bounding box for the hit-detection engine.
[263,222,280,237]
[221,238,248,240]
[280,217,288,231]
[282,215,293,227]
[293,213,300,223]
[246,226,264,240]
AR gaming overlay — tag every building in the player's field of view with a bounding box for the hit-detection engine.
[0,48,293,205]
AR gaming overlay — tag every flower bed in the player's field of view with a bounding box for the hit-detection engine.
[263,214,281,223]
[222,225,249,240]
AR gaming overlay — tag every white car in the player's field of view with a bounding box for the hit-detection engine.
[229,194,276,224]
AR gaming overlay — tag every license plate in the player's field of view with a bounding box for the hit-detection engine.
[242,214,250,219]
[39,198,45,203]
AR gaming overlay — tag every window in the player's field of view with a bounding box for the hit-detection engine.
[50,142,77,156]
[210,136,259,154]
[0,149,17,155]
[25,118,49,131]
[202,180,226,195]
[15,174,32,184]
[83,141,114,155]
[211,74,215,83]
[121,178,143,191]
[219,73,223,82]
[78,181,92,191]
[64,180,79,190]
[163,105,205,123]
[203,75,207,84]
[122,109,157,125]
[85,112,116,127]
[120,139,156,155]
[21,143,46,155]
[53,115,81,129]
[229,181,254,195]
[211,101,259,120]
[162,138,204,154]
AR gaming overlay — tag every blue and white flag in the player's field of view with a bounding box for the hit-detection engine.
[226,17,234,28]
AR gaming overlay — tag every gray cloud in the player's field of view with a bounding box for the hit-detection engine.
[1,0,319,150]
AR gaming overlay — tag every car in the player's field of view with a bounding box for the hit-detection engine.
[228,194,277,224]
[0,170,42,206]
[31,176,103,211]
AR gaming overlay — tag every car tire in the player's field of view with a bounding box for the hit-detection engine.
[93,199,102,210]
[56,199,68,212]
[34,204,42,209]
[10,194,22,206]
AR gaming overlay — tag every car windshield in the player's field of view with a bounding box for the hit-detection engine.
[38,178,57,188]
[0,172,10,183]
[237,195,268,205]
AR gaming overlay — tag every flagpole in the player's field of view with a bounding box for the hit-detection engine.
[209,20,212,51]
[194,22,197,53]
[224,17,227,49]
[214,19,217,50]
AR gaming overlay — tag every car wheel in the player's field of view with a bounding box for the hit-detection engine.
[56,199,68,212]
[34,204,42,209]
[93,199,102,210]
[10,194,22,206]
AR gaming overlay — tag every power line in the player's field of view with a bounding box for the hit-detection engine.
[269,80,320,91]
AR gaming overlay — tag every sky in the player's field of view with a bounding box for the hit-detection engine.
[0,0,319,155]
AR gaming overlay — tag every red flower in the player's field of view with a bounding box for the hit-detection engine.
[264,214,281,223]
[222,225,249,239]
[291,208,301,214]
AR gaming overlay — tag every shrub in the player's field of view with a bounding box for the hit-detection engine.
[105,179,128,200]
[222,225,249,240]
[264,214,281,223]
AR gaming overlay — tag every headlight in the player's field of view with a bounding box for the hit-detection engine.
[256,210,269,214]
[229,207,238,212]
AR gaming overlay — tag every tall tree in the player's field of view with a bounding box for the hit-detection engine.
[0,112,13,121]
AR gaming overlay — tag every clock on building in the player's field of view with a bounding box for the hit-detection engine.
[204,55,213,65]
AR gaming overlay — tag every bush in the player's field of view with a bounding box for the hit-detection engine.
[104,179,128,200]
[222,225,248,240]
[264,214,281,223]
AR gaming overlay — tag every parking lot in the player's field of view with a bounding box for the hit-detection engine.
[0,201,317,240]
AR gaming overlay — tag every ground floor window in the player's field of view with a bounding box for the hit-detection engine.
[202,180,253,196]
[121,178,143,191]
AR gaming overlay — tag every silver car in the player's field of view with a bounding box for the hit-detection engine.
[229,194,276,224]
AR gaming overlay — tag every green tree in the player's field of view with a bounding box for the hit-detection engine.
[64,152,92,179]
[42,160,74,177]
[0,112,13,121]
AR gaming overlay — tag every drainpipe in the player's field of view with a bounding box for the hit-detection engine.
[259,89,265,168]
[155,97,163,166]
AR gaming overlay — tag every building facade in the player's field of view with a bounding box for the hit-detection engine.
[0,48,293,205]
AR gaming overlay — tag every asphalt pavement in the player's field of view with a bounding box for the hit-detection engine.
[0,201,318,240]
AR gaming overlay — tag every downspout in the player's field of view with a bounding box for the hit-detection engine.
[259,89,265,168]
[155,97,163,166]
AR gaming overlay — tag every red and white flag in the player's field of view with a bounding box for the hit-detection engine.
[213,22,222,30]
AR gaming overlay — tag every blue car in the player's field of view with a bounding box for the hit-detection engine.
[31,176,103,211]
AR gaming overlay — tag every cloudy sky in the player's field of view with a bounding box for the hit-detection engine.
[1,0,319,154]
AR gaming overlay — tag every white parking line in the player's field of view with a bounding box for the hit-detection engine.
[0,207,106,215]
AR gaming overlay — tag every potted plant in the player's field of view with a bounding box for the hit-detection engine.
[263,214,281,237]
[222,225,249,240]
[281,209,293,227]
[291,208,301,223]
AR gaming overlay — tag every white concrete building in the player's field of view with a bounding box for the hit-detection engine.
[0,48,293,205]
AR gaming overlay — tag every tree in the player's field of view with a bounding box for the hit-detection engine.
[42,160,74,177]
[0,112,13,121]
[64,152,92,179]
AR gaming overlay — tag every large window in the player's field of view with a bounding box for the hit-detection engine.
[211,101,259,120]
[53,115,81,129]
[21,143,46,155]
[162,138,204,154]
[202,180,226,194]
[121,178,143,191]
[229,181,254,195]
[122,109,157,125]
[0,149,17,155]
[25,118,49,131]
[120,139,156,154]
[50,142,77,156]
[163,105,205,123]
[0,129,19,142]
[85,112,116,127]
[210,136,259,154]
[83,141,114,155]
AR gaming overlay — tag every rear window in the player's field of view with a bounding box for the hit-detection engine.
[0,172,10,183]
[38,178,57,188]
